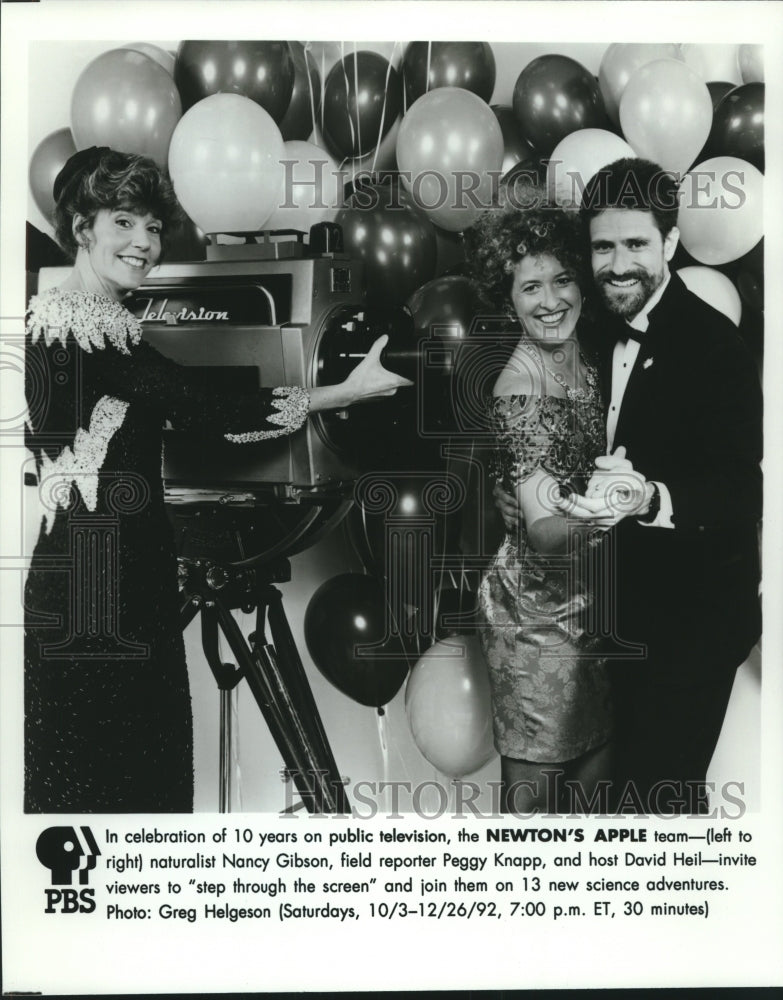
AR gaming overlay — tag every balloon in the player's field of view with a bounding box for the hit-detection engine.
[677,267,742,326]
[408,274,479,343]
[338,116,401,193]
[680,43,741,85]
[678,156,763,265]
[709,84,764,172]
[491,105,538,179]
[321,51,403,159]
[598,43,681,125]
[70,49,182,168]
[264,140,343,233]
[739,44,763,84]
[304,574,410,708]
[408,275,484,432]
[707,81,737,112]
[492,43,606,105]
[434,227,466,277]
[122,42,175,76]
[29,127,77,221]
[305,40,403,79]
[512,55,607,157]
[336,180,437,305]
[547,128,635,206]
[174,40,295,121]
[405,636,496,777]
[396,87,504,232]
[168,93,285,234]
[402,41,496,105]
[279,41,321,141]
[503,154,547,189]
[619,59,712,175]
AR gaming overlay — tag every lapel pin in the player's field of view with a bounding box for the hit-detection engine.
[643,357,654,370]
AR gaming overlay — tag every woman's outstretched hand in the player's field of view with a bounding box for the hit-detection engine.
[309,335,413,413]
[342,335,414,403]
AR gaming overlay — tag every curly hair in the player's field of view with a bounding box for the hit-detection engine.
[464,183,590,315]
[53,149,183,261]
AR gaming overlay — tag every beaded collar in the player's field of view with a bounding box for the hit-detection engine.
[26,288,142,356]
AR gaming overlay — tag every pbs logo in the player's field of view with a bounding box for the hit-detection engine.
[36,826,101,914]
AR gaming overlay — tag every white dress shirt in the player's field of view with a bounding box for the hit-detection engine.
[607,272,674,529]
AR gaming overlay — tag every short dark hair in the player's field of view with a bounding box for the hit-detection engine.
[579,157,680,239]
[465,184,590,314]
[53,149,183,260]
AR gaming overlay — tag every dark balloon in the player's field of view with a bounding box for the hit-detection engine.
[709,83,764,171]
[174,40,295,121]
[279,41,321,141]
[502,154,547,187]
[512,54,607,157]
[402,41,496,105]
[322,51,403,159]
[29,127,77,222]
[408,274,481,347]
[491,105,539,179]
[348,475,449,579]
[707,81,737,112]
[303,573,410,707]
[336,181,437,305]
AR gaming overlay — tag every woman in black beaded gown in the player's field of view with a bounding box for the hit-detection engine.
[24,148,410,813]
[466,194,614,814]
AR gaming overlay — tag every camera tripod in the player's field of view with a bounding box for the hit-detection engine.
[178,557,350,814]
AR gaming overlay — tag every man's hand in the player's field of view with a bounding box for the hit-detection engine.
[559,446,653,522]
[492,481,520,531]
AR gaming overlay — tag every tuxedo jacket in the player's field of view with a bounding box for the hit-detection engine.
[595,273,762,674]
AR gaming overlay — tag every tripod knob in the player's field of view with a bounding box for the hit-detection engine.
[206,564,229,591]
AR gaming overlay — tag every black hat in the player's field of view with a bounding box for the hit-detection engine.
[52,146,111,204]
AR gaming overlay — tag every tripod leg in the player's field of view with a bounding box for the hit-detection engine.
[213,598,337,813]
[265,590,350,813]
[200,605,241,813]
[219,689,232,813]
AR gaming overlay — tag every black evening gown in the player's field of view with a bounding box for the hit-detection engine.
[24,288,310,813]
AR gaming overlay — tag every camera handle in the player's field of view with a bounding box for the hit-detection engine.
[179,559,350,814]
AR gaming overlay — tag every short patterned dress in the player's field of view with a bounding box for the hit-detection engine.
[477,362,613,763]
[24,287,310,812]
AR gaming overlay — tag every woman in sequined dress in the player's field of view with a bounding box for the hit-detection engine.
[24,148,410,812]
[466,194,613,813]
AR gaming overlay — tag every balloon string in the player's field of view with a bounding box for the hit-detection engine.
[370,40,400,176]
[353,41,362,160]
[426,40,432,94]
[303,41,319,143]
[340,41,358,158]
[377,710,390,790]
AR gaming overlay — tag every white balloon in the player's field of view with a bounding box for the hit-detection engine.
[678,156,763,265]
[547,129,636,206]
[677,267,742,326]
[680,43,742,85]
[168,94,285,234]
[264,140,344,234]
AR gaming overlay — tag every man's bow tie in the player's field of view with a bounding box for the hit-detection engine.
[618,326,645,344]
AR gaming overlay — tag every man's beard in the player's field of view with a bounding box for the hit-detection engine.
[597,269,662,319]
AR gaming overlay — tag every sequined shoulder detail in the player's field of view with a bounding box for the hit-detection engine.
[224,386,311,443]
[26,288,142,356]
